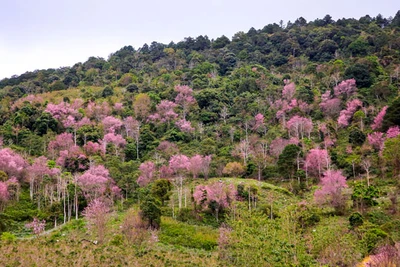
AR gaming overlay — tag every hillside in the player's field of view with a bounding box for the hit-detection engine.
[1,11,400,266]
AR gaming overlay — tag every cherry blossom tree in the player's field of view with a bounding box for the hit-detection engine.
[193,181,236,221]
[371,106,388,130]
[83,141,103,156]
[252,113,265,131]
[286,116,313,139]
[159,165,174,179]
[189,155,203,179]
[169,154,190,209]
[12,95,44,110]
[45,101,80,121]
[320,97,341,118]
[174,85,196,120]
[77,165,120,202]
[100,133,127,156]
[82,198,111,243]
[102,116,123,134]
[305,148,331,179]
[137,161,156,187]
[25,218,46,236]
[27,156,59,204]
[148,100,178,125]
[48,133,75,159]
[337,99,362,127]
[63,116,91,145]
[269,137,298,158]
[314,170,348,212]
[175,119,195,133]
[333,78,357,97]
[85,101,111,121]
[282,81,296,100]
[0,148,27,179]
[367,132,385,151]
[157,141,179,159]
[386,126,400,138]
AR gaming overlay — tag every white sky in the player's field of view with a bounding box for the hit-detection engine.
[0,0,398,79]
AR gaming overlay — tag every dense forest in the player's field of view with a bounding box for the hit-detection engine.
[1,11,400,266]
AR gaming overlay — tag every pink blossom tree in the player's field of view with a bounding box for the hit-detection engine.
[48,133,75,159]
[367,132,385,151]
[83,141,103,156]
[337,99,362,127]
[45,101,80,121]
[333,78,357,97]
[386,126,400,138]
[157,141,179,159]
[85,101,111,121]
[371,106,388,130]
[56,145,88,173]
[169,154,190,209]
[102,116,123,134]
[193,182,236,221]
[0,148,27,179]
[25,218,46,236]
[175,119,195,133]
[314,170,348,212]
[189,155,203,179]
[269,137,298,158]
[286,116,313,139]
[160,165,174,179]
[148,100,178,125]
[77,165,120,202]
[320,97,341,118]
[282,81,296,100]
[82,198,111,243]
[305,149,331,179]
[137,161,156,187]
[252,113,265,131]
[63,116,91,145]
[174,85,196,120]
[27,156,59,204]
[100,133,127,156]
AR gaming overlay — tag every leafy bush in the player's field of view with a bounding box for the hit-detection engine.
[159,217,218,250]
[349,212,364,228]
[366,211,391,226]
[362,228,391,253]
[1,232,16,243]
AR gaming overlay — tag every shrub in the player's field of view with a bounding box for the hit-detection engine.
[159,218,218,250]
[349,212,364,228]
[0,232,16,243]
[363,228,390,253]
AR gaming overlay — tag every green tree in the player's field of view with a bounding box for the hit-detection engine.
[277,144,301,179]
[383,136,400,177]
[151,179,172,206]
[140,196,161,229]
[382,97,400,131]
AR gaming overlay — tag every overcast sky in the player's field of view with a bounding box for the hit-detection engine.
[0,0,398,79]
